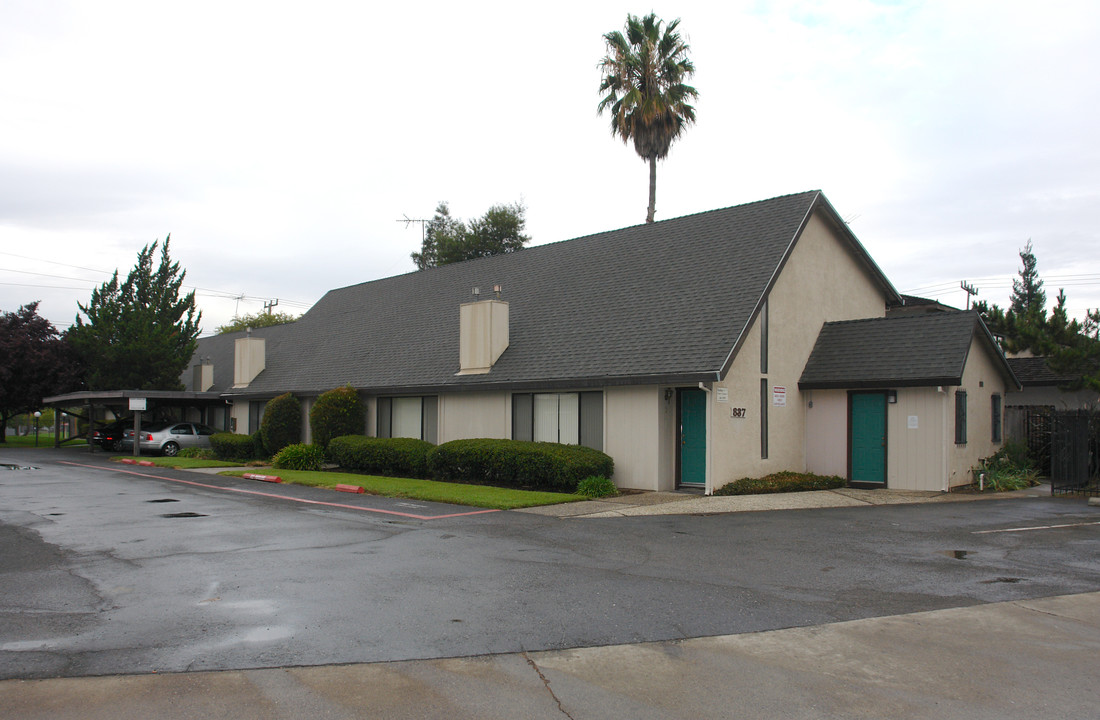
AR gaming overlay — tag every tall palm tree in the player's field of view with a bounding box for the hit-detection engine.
[598,13,698,224]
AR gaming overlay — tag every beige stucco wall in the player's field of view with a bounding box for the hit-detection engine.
[888,388,949,491]
[1007,386,1098,409]
[438,392,510,442]
[708,211,888,490]
[604,385,666,491]
[805,390,848,477]
[229,400,249,434]
[947,336,1011,488]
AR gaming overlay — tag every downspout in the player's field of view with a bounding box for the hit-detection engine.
[938,386,949,492]
[699,382,713,495]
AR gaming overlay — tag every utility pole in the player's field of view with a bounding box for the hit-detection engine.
[263,299,279,315]
[960,281,978,310]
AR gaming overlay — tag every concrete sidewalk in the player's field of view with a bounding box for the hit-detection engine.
[517,483,1055,518]
[3,591,1097,719]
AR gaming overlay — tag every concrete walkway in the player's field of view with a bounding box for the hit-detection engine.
[3,591,1097,719]
[517,484,1055,518]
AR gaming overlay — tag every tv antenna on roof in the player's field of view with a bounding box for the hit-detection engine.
[397,214,429,244]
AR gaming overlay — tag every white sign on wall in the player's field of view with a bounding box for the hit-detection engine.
[716,387,729,403]
[772,386,786,407]
[908,415,919,429]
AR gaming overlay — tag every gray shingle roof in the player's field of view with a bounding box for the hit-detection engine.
[191,191,899,397]
[1006,356,1083,387]
[799,311,1019,389]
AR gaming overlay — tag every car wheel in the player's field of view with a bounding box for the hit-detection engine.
[163,442,180,457]
[110,439,123,452]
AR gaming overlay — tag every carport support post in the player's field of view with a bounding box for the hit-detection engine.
[133,411,142,457]
[85,401,95,453]
[53,411,61,448]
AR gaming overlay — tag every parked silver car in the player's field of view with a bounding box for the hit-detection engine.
[122,422,218,456]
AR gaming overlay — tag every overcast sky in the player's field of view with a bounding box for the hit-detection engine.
[2,0,1097,337]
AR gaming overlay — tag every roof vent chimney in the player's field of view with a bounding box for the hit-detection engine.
[458,290,508,375]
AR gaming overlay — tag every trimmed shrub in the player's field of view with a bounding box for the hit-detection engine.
[210,432,264,461]
[310,386,365,448]
[272,443,326,471]
[327,435,434,478]
[427,439,614,493]
[577,475,618,498]
[714,471,846,496]
[260,392,301,456]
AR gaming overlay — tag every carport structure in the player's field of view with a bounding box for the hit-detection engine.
[42,390,229,455]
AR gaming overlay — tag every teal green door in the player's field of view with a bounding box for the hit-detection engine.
[680,389,706,487]
[850,392,887,486]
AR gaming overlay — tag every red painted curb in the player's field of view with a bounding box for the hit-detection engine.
[120,458,137,465]
[335,484,365,494]
[138,460,156,467]
[243,473,282,483]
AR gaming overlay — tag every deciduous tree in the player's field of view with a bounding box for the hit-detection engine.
[412,201,529,270]
[216,310,298,335]
[0,303,78,442]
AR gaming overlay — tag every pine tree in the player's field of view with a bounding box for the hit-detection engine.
[67,236,201,390]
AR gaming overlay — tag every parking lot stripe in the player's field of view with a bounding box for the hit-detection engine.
[60,461,501,520]
[972,520,1100,535]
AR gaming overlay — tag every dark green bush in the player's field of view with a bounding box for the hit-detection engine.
[272,443,325,471]
[577,475,618,498]
[714,471,846,496]
[971,441,1040,492]
[427,439,614,493]
[211,432,264,461]
[327,435,434,478]
[309,386,365,448]
[260,392,302,456]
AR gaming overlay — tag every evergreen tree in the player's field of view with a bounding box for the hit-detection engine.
[67,236,201,390]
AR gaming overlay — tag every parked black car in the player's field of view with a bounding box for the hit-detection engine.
[91,419,131,452]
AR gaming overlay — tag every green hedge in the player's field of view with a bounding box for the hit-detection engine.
[210,432,264,461]
[310,386,365,448]
[327,435,434,478]
[427,439,614,492]
[260,392,301,455]
[714,471,845,496]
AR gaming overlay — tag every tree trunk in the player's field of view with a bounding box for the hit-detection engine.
[646,154,657,223]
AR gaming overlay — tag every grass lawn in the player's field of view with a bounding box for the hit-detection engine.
[220,468,585,510]
[109,456,246,470]
[1,436,88,448]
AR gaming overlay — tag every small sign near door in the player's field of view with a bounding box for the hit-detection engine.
[772,386,786,407]
[716,387,728,403]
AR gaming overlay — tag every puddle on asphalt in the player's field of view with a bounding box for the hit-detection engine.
[148,498,180,503]
[941,550,971,560]
[161,512,208,518]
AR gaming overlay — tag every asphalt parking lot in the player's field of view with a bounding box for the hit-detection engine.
[2,447,1099,717]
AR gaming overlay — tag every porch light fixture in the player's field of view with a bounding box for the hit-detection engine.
[887,390,897,404]
[664,388,674,402]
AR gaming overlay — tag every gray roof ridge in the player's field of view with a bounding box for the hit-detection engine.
[320,190,827,296]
